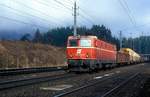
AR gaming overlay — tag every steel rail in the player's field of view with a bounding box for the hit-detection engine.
[54,75,114,97]
[100,72,139,97]
[54,72,139,97]
[0,66,67,76]
[0,73,76,91]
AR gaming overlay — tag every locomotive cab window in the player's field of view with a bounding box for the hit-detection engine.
[69,39,78,46]
[80,39,92,47]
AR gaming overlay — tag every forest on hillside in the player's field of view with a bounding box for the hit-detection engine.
[21,25,120,49]
[122,36,150,54]
[20,25,150,54]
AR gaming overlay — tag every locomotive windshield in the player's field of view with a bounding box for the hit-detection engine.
[80,39,91,47]
[69,39,78,46]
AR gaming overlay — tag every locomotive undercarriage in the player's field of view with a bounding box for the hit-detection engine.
[67,59,116,72]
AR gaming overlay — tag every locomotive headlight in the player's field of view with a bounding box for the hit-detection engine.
[86,53,89,58]
[70,54,73,58]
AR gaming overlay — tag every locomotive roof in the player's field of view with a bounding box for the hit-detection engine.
[68,35,98,39]
[68,35,116,46]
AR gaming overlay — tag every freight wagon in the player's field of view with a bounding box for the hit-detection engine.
[118,48,141,64]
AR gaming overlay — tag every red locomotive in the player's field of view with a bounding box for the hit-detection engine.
[66,35,141,72]
[66,35,117,72]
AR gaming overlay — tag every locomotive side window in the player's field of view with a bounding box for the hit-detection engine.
[69,39,78,46]
[80,39,91,47]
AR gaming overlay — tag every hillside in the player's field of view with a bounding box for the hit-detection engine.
[0,41,66,69]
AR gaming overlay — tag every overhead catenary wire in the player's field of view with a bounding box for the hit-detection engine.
[32,0,83,24]
[117,0,143,39]
[53,0,72,11]
[122,0,136,26]
[13,0,61,25]
[122,0,143,33]
[80,8,95,21]
[40,0,78,26]
[1,0,111,30]
[36,0,74,26]
[79,14,95,25]
[121,22,150,32]
[0,3,55,26]
[68,0,74,4]
[79,8,95,25]
[43,0,72,9]
[0,16,49,29]
[117,0,136,26]
[64,0,74,5]
[52,0,94,26]
[37,0,74,25]
[38,0,72,14]
[75,2,95,25]
[59,0,74,8]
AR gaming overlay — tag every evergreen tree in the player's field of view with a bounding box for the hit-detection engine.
[32,29,43,43]
[20,25,120,49]
[20,33,31,41]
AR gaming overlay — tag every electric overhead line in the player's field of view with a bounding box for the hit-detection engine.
[122,0,136,25]
[80,8,94,20]
[65,0,74,5]
[118,0,143,31]
[60,0,73,7]
[43,0,85,26]
[52,0,94,25]
[43,0,72,9]
[118,0,136,26]
[121,22,150,32]
[117,0,143,42]
[79,8,95,25]
[0,8,42,25]
[13,0,60,25]
[53,0,72,11]
[0,4,55,26]
[121,0,143,32]
[43,0,76,25]
[54,0,94,25]
[0,16,49,29]
[118,21,150,35]
[37,0,75,26]
[14,0,94,29]
[75,6,95,25]
[37,0,72,16]
[79,14,95,25]
[68,0,74,4]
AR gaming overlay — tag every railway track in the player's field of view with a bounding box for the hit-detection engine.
[0,64,147,97]
[54,72,140,97]
[0,66,67,76]
[101,72,139,97]
[0,73,76,91]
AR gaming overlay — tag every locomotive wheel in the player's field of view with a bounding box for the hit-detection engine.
[75,71,81,74]
[64,69,70,72]
[102,64,106,70]
[95,68,99,73]
[88,68,93,74]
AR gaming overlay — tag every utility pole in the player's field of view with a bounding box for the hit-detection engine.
[130,32,133,50]
[139,32,143,53]
[73,1,77,36]
[119,31,122,49]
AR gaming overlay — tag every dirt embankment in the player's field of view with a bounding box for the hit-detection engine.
[0,41,66,69]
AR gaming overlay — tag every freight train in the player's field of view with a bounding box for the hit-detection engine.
[66,35,141,72]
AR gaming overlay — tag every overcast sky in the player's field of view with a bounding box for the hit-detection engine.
[0,0,150,38]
